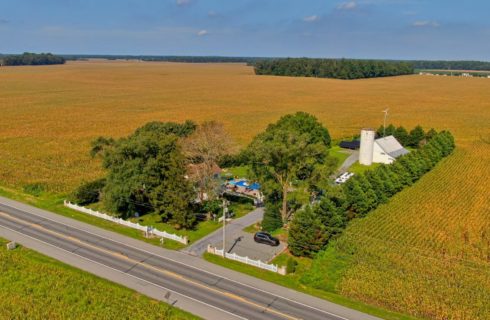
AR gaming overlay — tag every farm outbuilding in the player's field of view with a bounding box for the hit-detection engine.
[339,140,360,150]
[373,135,409,164]
[359,129,409,165]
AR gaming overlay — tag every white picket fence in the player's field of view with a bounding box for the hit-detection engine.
[207,245,286,275]
[64,201,188,244]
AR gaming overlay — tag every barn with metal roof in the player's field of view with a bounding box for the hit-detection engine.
[372,135,409,164]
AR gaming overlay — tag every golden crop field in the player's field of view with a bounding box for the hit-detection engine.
[0,60,489,318]
[1,60,489,192]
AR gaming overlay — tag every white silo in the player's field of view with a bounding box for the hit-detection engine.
[359,128,375,165]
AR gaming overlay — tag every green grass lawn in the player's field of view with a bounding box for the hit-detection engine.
[203,248,417,320]
[127,202,254,245]
[0,186,253,250]
[329,146,351,169]
[229,202,255,219]
[348,161,381,175]
[0,238,198,320]
[271,227,288,242]
[128,213,222,247]
[243,222,261,233]
[221,165,250,179]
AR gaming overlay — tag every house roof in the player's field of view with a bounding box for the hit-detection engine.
[339,140,360,150]
[375,135,410,158]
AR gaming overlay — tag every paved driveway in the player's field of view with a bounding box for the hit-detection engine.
[212,230,286,263]
[182,207,264,256]
[182,207,286,262]
[337,150,359,173]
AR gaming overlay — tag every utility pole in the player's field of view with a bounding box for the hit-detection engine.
[382,108,389,137]
[222,199,228,257]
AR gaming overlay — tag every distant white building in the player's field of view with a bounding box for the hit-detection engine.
[359,129,409,165]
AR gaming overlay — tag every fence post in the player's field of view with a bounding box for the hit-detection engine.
[64,200,191,247]
[278,266,286,275]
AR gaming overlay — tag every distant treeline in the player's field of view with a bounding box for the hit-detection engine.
[411,60,490,71]
[4,52,489,72]
[252,58,414,79]
[63,54,263,63]
[62,55,490,72]
[142,56,257,63]
[1,52,65,66]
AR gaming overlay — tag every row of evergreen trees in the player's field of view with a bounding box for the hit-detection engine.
[253,58,414,80]
[1,52,66,66]
[376,124,434,147]
[288,130,455,257]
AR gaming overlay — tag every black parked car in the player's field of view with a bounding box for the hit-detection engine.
[253,232,280,246]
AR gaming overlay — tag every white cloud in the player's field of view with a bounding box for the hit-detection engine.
[412,20,440,28]
[303,15,319,22]
[208,10,218,17]
[176,0,190,6]
[337,1,357,10]
[197,29,208,36]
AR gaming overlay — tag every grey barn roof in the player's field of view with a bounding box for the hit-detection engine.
[375,135,410,158]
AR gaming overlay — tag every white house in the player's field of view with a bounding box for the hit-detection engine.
[359,129,409,165]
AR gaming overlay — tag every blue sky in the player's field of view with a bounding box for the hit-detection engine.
[1,0,489,60]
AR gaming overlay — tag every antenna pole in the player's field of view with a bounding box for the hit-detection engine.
[383,108,389,137]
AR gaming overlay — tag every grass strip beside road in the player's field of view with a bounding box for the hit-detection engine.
[0,186,256,251]
[0,237,198,320]
[0,187,185,250]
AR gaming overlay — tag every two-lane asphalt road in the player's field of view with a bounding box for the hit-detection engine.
[0,197,379,320]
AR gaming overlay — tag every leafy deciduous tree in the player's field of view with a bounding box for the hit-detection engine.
[101,122,196,228]
[247,112,332,224]
[183,121,236,202]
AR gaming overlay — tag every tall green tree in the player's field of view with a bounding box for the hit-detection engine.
[394,126,410,145]
[90,136,115,158]
[101,122,195,228]
[365,170,388,204]
[343,178,374,216]
[315,197,346,238]
[409,125,426,147]
[262,201,283,232]
[376,166,396,196]
[425,128,438,140]
[288,206,327,257]
[247,112,333,224]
